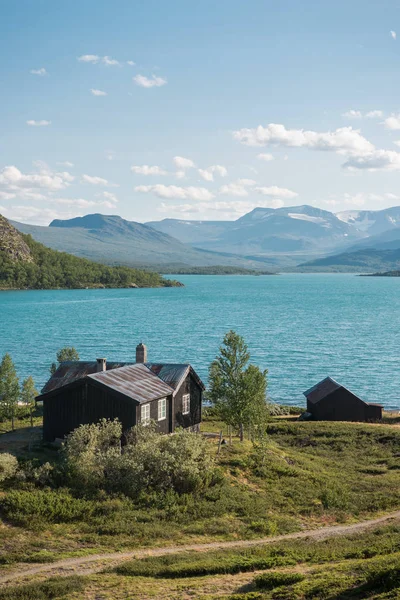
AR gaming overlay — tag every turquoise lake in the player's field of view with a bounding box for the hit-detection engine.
[0,274,399,409]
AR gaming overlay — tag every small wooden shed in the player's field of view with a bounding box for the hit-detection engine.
[303,377,383,422]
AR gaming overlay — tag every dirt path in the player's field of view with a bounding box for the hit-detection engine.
[1,510,400,587]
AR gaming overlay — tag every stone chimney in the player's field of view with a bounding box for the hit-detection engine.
[136,343,147,364]
[96,358,107,372]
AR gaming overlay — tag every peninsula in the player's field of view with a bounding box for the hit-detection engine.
[0,215,181,290]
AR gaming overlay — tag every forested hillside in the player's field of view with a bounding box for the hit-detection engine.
[0,215,178,289]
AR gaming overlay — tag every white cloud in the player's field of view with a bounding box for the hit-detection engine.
[127,60,136,66]
[394,140,400,147]
[391,30,397,40]
[102,56,120,66]
[198,169,213,182]
[78,54,100,63]
[384,114,400,130]
[175,170,186,179]
[257,153,275,161]
[0,165,72,192]
[198,165,228,181]
[131,165,168,176]
[135,184,215,201]
[366,110,383,118]
[100,191,118,204]
[78,54,120,66]
[233,123,374,155]
[342,110,362,119]
[219,179,256,197]
[0,191,16,200]
[342,149,400,171]
[133,74,167,88]
[173,156,195,169]
[30,67,48,76]
[342,109,384,120]
[157,198,285,219]
[81,174,113,186]
[56,161,74,167]
[55,198,97,208]
[26,120,51,127]
[255,185,298,199]
[90,89,107,96]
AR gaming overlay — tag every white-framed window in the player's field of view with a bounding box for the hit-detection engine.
[182,393,190,415]
[158,397,166,421]
[141,403,150,425]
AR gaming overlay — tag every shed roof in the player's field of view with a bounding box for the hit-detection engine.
[88,363,174,404]
[304,377,383,409]
[303,377,343,404]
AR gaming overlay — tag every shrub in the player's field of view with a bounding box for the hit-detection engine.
[254,571,305,589]
[0,453,18,482]
[0,576,84,599]
[63,420,217,497]
[0,489,95,526]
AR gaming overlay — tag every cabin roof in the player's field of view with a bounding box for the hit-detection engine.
[41,361,134,394]
[303,377,342,404]
[88,363,175,404]
[39,359,205,402]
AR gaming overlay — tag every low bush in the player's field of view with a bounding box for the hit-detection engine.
[254,571,304,589]
[63,419,217,497]
[0,489,96,526]
[0,576,85,600]
[0,453,18,482]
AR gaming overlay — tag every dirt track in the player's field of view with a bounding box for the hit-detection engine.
[1,510,400,586]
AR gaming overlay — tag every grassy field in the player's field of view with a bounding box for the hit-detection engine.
[1,525,399,598]
[0,417,399,597]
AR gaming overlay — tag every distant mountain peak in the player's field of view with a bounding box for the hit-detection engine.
[50,214,123,230]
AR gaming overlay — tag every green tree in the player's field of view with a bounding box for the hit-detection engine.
[50,346,80,375]
[0,353,20,430]
[20,376,38,427]
[208,331,269,441]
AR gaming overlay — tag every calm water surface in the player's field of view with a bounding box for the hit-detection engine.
[0,274,399,409]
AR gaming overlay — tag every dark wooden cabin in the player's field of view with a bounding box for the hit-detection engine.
[38,344,204,442]
[303,377,383,422]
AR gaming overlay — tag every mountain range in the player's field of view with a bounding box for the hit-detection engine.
[10,205,400,272]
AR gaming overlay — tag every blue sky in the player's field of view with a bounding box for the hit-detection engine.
[1,0,400,224]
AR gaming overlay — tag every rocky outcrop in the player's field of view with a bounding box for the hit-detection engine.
[0,214,33,263]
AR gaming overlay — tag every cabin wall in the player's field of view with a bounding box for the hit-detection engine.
[135,395,171,434]
[311,389,374,422]
[173,373,202,431]
[43,381,137,441]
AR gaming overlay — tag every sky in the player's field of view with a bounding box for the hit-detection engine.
[2,0,400,225]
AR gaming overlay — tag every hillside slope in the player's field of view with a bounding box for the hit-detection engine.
[0,214,178,289]
[296,247,400,272]
[12,214,278,270]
